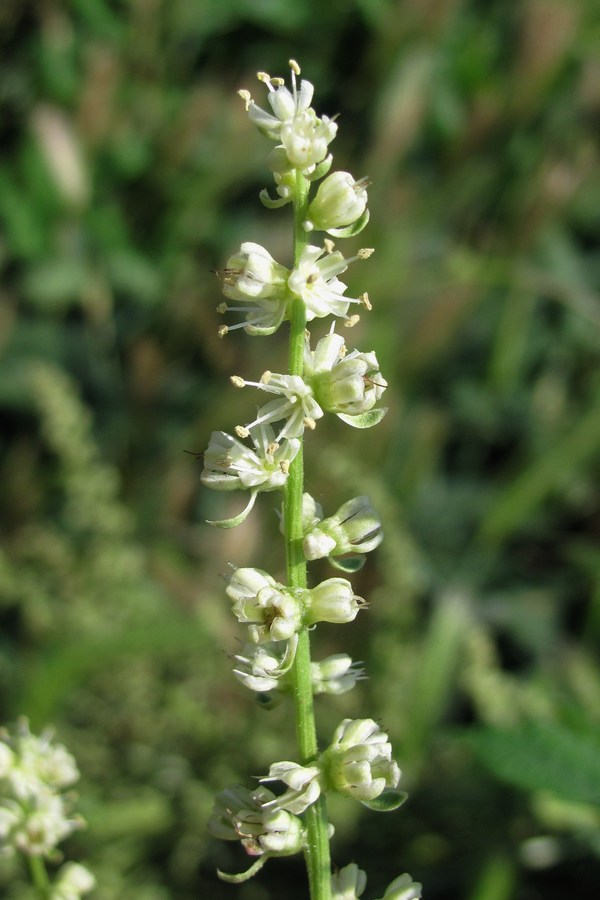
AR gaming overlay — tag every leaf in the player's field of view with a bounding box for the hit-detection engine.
[337,408,387,429]
[361,789,409,812]
[466,721,600,807]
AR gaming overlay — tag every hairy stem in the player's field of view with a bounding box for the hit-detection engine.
[285,170,332,900]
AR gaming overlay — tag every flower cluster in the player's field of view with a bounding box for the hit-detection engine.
[0,720,94,897]
[203,60,419,895]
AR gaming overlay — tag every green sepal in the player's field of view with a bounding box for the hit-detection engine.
[337,408,387,429]
[206,491,257,528]
[325,209,370,238]
[361,789,408,812]
[259,189,292,209]
[217,853,271,883]
[307,154,333,182]
[328,553,366,573]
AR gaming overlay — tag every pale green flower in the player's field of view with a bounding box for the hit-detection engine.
[305,577,364,625]
[304,172,369,234]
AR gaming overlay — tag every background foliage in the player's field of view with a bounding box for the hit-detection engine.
[1,1,599,897]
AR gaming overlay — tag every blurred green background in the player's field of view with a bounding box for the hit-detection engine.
[1,0,599,897]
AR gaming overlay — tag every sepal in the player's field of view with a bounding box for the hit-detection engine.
[360,789,408,812]
[326,208,370,238]
[337,408,388,428]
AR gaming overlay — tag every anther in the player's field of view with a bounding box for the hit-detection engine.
[357,248,375,259]
[230,376,246,388]
[260,371,272,384]
[218,325,229,338]
[235,425,250,439]
[344,315,360,328]
[360,293,372,311]
[289,59,301,75]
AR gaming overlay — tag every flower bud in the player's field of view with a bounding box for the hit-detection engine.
[303,496,383,561]
[320,718,401,803]
[222,242,288,302]
[311,654,365,695]
[305,578,364,625]
[304,172,368,233]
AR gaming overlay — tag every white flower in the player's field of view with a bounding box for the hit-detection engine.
[260,761,322,815]
[320,719,401,803]
[232,371,323,440]
[239,62,315,141]
[377,873,423,900]
[208,784,305,857]
[201,425,299,493]
[305,577,364,625]
[50,863,96,899]
[304,172,369,234]
[303,495,383,561]
[280,108,338,169]
[225,568,305,643]
[222,242,288,302]
[12,792,82,857]
[331,863,367,900]
[287,244,372,323]
[232,640,297,693]
[305,332,387,417]
[217,242,290,337]
[311,654,365,695]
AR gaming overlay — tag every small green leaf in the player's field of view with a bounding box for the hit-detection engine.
[337,408,387,429]
[361,789,409,812]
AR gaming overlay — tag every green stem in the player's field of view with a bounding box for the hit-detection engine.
[27,854,50,898]
[285,171,332,900]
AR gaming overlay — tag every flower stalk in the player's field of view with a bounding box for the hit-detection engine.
[204,60,419,900]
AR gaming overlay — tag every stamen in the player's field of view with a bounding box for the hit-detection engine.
[231,376,246,388]
[357,248,375,259]
[216,302,227,314]
[260,371,272,385]
[218,325,229,338]
[360,293,372,311]
[289,59,301,75]
[238,89,252,110]
[235,425,250,438]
